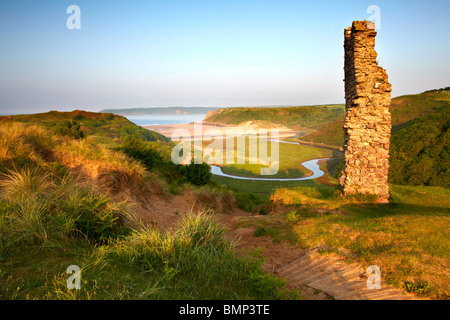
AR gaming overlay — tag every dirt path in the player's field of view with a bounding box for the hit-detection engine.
[104,170,421,300]
[224,215,422,300]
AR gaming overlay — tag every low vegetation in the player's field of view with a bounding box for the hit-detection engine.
[0,110,169,147]
[221,140,335,179]
[1,88,448,300]
[390,90,450,129]
[203,105,345,130]
[262,184,450,300]
[118,135,212,187]
[389,106,449,186]
[300,118,345,146]
[0,121,297,300]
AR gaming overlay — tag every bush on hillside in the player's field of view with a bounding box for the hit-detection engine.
[178,161,212,186]
[234,191,263,212]
[53,120,85,139]
[118,135,163,170]
[119,135,212,186]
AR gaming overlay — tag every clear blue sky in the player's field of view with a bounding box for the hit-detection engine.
[0,0,449,114]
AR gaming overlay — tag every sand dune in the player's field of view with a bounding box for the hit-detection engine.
[143,122,299,140]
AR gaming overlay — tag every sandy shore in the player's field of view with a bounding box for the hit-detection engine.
[143,122,299,140]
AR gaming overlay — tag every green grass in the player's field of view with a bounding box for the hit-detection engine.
[389,106,449,186]
[0,110,169,146]
[0,210,299,300]
[239,216,299,245]
[0,166,133,255]
[0,120,299,300]
[212,154,336,204]
[269,184,450,299]
[220,141,335,179]
[212,176,325,203]
[203,105,345,130]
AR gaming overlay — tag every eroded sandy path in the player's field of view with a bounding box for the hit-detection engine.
[225,216,421,300]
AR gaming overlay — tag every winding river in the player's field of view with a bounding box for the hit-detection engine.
[210,158,330,181]
[209,138,332,181]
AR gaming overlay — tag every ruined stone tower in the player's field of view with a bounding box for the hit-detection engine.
[340,21,392,203]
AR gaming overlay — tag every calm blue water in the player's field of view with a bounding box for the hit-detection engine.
[125,114,207,126]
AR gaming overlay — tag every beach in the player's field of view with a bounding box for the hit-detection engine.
[143,122,299,140]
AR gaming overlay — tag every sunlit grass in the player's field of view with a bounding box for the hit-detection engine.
[0,211,298,300]
[0,120,299,300]
[221,141,334,179]
[268,184,450,299]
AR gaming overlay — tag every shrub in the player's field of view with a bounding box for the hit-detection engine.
[69,194,130,243]
[118,135,162,171]
[118,135,214,187]
[179,161,212,186]
[404,281,431,295]
[254,227,269,237]
[333,159,345,180]
[286,210,300,225]
[234,191,262,212]
[53,120,85,139]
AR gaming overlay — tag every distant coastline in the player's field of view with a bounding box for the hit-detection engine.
[124,114,208,127]
[99,107,220,116]
[99,105,301,116]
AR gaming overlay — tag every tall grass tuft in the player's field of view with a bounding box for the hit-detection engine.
[0,166,134,255]
[86,210,295,299]
[174,211,227,249]
[0,167,53,199]
[0,122,54,169]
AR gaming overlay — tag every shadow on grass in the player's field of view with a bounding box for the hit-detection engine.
[221,165,307,179]
[341,202,449,218]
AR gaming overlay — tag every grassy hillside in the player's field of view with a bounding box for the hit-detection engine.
[203,105,345,130]
[389,105,449,186]
[0,121,295,300]
[299,118,345,147]
[300,90,450,147]
[390,90,450,129]
[268,184,450,300]
[216,158,449,299]
[0,110,169,146]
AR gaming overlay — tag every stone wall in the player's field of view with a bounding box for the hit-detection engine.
[340,20,392,203]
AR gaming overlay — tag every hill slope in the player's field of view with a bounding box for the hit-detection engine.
[203,105,345,130]
[0,121,295,300]
[389,105,449,186]
[0,110,169,145]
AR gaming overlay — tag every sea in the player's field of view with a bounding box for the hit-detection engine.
[124,114,207,127]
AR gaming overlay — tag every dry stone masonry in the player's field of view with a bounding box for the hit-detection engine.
[340,21,392,203]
